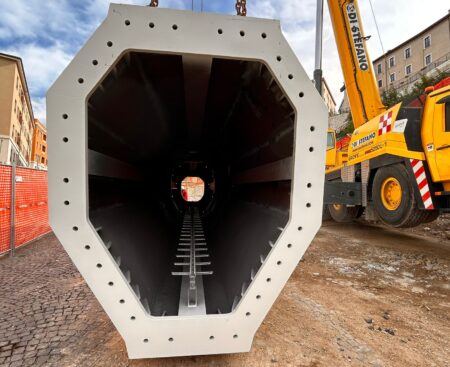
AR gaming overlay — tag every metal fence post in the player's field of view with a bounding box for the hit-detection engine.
[10,157,16,257]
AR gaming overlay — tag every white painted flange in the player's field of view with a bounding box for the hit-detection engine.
[47,4,328,359]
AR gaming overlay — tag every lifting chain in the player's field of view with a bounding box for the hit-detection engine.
[235,0,247,16]
[149,0,158,7]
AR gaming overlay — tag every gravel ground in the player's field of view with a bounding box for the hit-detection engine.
[0,220,449,367]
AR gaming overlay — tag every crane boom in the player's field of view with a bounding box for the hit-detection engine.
[327,0,385,128]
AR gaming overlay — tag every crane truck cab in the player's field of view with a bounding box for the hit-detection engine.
[326,128,348,172]
[323,0,450,227]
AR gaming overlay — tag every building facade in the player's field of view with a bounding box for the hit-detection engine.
[0,53,35,166]
[313,77,337,116]
[373,11,450,93]
[30,119,47,168]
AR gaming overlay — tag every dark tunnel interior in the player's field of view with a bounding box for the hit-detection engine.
[87,51,295,316]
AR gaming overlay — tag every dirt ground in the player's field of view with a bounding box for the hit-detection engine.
[1,218,449,367]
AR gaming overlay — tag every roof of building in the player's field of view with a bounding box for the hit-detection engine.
[321,77,336,105]
[373,11,450,63]
[0,52,35,123]
[34,118,46,132]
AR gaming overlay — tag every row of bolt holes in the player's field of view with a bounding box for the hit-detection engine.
[62,17,316,343]
[74,20,304,95]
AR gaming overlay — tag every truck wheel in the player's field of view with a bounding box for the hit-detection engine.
[327,204,361,223]
[422,210,440,224]
[372,164,430,228]
[322,204,332,221]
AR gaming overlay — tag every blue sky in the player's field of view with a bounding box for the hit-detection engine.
[0,0,449,123]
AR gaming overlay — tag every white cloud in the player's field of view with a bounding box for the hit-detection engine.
[1,0,448,121]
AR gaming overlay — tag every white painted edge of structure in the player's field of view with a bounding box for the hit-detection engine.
[47,4,328,359]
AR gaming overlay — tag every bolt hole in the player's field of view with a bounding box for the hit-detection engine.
[64,200,69,206]
[307,183,312,188]
[130,316,135,320]
[246,312,251,316]
[62,114,68,119]
[97,263,102,268]
[72,226,78,231]
[78,78,84,84]
[107,41,113,47]
[266,278,271,282]
[92,60,98,66]
[287,244,292,248]
[299,92,304,98]
[288,74,293,79]
[233,334,238,339]
[240,30,245,37]
[209,336,214,340]
[108,281,114,286]
[149,22,155,28]
[172,24,178,30]
[261,32,267,39]
[277,261,282,265]
[125,20,130,26]
[298,226,303,231]
[169,337,174,342]
[62,137,68,143]
[218,28,223,34]
[63,178,69,183]
[256,295,261,299]
[143,338,148,343]
[306,203,311,208]
[309,147,314,152]
[119,299,125,304]
[84,245,90,250]
[310,126,315,132]
[276,55,282,62]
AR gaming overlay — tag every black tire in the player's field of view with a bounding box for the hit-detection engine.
[328,204,361,223]
[322,204,332,221]
[421,210,440,224]
[372,164,430,228]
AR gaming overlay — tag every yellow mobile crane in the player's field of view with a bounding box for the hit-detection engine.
[319,0,450,227]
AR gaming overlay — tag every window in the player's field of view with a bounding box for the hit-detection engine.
[377,63,382,74]
[404,47,411,59]
[42,145,46,153]
[390,73,396,83]
[41,157,45,164]
[424,35,431,48]
[43,134,47,141]
[425,54,432,66]
[405,65,412,75]
[389,56,395,68]
[326,131,335,149]
[378,79,383,88]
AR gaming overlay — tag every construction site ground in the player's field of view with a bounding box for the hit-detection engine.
[0,216,449,367]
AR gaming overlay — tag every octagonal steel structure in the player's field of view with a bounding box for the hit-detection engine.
[47,4,328,359]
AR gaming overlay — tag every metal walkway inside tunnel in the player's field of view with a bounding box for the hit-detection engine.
[173,208,213,315]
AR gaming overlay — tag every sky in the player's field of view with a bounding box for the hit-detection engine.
[0,0,449,123]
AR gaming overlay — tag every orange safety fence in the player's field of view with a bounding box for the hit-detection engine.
[0,164,51,254]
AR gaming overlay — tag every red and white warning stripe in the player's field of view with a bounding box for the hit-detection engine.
[378,111,393,136]
[410,159,434,210]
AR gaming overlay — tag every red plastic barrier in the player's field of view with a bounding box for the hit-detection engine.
[0,164,51,254]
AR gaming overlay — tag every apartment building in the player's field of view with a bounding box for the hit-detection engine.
[313,77,337,116]
[30,118,48,168]
[0,53,35,166]
[373,11,450,93]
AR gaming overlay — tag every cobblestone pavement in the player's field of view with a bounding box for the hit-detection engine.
[0,234,109,367]
[0,226,449,367]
